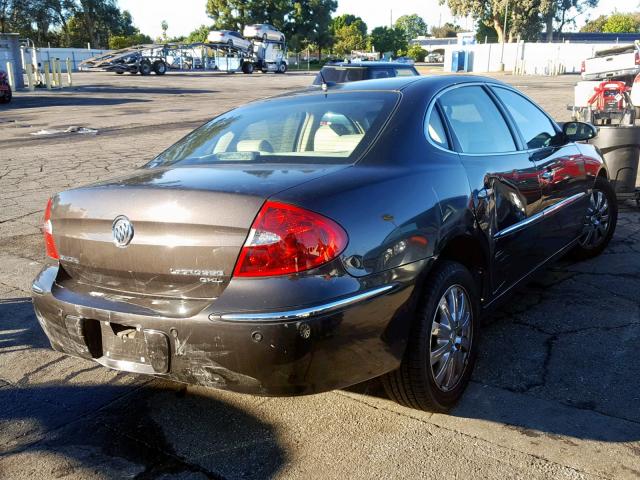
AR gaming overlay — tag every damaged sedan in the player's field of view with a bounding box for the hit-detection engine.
[32,76,617,411]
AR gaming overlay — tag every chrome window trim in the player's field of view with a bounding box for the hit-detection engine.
[493,191,587,239]
[424,81,522,157]
[217,284,397,322]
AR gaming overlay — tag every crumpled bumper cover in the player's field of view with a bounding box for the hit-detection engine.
[31,264,417,395]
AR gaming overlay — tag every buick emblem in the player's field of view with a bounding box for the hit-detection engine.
[112,215,134,248]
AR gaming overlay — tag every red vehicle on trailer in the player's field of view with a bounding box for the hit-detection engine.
[0,69,11,104]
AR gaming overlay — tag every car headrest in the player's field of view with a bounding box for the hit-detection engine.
[236,139,274,153]
[313,125,363,154]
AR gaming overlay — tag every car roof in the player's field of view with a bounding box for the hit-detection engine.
[326,61,416,68]
[313,75,508,95]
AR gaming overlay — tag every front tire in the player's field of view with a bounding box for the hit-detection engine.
[382,261,480,412]
[570,177,617,260]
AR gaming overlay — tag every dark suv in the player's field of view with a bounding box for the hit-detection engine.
[313,61,419,85]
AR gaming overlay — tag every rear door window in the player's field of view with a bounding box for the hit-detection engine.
[438,86,516,154]
[492,87,558,149]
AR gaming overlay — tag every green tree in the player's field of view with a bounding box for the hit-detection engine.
[108,32,152,49]
[331,13,367,37]
[206,0,247,31]
[406,43,426,61]
[161,19,168,40]
[431,22,463,38]
[333,23,368,56]
[540,0,598,41]
[580,14,607,32]
[186,24,212,43]
[370,26,407,55]
[441,0,543,43]
[602,13,640,33]
[288,0,337,54]
[394,13,428,43]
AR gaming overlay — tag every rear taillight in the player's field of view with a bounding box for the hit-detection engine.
[581,60,585,73]
[43,198,59,260]
[636,52,640,65]
[233,201,348,277]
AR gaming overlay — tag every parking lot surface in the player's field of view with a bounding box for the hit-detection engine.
[1,71,639,479]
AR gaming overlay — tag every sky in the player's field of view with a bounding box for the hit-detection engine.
[118,0,638,39]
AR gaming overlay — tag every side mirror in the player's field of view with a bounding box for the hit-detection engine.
[563,121,597,142]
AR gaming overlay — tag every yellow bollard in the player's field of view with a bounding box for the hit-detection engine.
[51,60,58,87]
[56,59,62,88]
[43,61,51,89]
[5,62,14,89]
[66,58,73,87]
[51,61,57,87]
[26,64,34,91]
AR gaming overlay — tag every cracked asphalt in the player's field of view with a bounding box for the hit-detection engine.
[1,71,639,479]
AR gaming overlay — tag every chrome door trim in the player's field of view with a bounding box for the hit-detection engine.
[216,284,397,322]
[494,191,587,239]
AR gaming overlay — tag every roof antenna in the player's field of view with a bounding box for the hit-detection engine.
[319,69,329,92]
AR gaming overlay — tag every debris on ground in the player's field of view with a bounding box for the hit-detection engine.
[30,126,98,136]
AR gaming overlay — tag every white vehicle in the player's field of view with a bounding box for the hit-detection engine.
[582,42,640,82]
[243,24,285,43]
[207,30,252,51]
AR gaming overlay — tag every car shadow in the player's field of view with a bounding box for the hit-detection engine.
[0,382,286,479]
[72,85,216,96]
[7,96,150,109]
[349,261,640,443]
[0,297,50,352]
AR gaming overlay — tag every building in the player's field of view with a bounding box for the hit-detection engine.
[411,32,476,52]
[0,33,24,89]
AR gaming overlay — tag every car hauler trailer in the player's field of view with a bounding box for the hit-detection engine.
[80,37,287,76]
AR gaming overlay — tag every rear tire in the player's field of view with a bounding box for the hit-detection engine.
[382,261,480,412]
[138,60,152,76]
[153,60,167,75]
[242,62,254,74]
[570,177,617,260]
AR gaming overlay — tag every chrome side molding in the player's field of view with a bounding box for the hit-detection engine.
[216,284,397,322]
[494,192,587,239]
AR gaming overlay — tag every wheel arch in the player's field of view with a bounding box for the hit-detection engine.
[429,232,490,304]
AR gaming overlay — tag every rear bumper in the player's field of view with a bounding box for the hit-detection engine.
[32,264,418,395]
[582,68,640,81]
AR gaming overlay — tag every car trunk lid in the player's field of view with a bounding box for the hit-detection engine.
[52,165,344,301]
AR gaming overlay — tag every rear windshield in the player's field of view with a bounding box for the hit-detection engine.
[313,66,419,85]
[148,91,399,167]
[313,67,366,84]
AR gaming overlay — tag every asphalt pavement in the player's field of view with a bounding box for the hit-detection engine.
[0,71,639,479]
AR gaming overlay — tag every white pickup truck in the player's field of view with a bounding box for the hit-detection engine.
[582,42,640,82]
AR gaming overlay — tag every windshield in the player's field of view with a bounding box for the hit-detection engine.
[148,92,399,167]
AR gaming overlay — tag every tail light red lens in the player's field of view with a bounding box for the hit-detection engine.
[580,61,585,73]
[233,201,348,277]
[636,52,640,65]
[43,198,59,260]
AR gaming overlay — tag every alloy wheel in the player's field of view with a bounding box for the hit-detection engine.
[430,285,472,392]
[579,189,610,248]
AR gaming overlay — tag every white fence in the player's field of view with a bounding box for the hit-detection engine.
[443,42,626,75]
[21,47,108,72]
